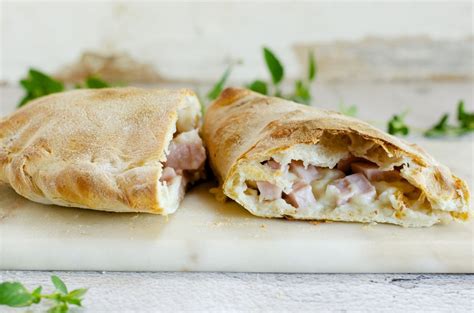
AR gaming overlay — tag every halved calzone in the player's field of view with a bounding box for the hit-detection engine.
[0,87,206,214]
[202,88,470,227]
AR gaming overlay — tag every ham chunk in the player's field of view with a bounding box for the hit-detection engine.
[351,162,401,182]
[337,155,365,172]
[328,173,376,205]
[160,167,177,183]
[266,159,282,170]
[284,181,317,208]
[257,181,282,201]
[165,130,206,171]
[289,160,320,184]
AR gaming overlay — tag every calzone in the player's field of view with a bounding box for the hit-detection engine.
[202,88,470,227]
[0,88,206,214]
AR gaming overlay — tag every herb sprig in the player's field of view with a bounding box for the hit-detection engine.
[339,103,358,117]
[0,275,87,312]
[386,100,473,138]
[77,76,111,89]
[387,111,410,136]
[206,66,232,101]
[207,47,317,105]
[18,68,111,107]
[18,69,65,107]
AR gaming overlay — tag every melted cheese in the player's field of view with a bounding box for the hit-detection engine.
[240,159,439,224]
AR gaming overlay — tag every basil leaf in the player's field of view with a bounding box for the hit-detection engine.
[51,276,68,294]
[0,282,35,307]
[18,68,65,107]
[31,286,43,304]
[206,66,232,100]
[247,80,268,95]
[457,100,474,130]
[339,104,358,117]
[263,47,284,85]
[67,288,87,300]
[293,80,311,105]
[424,114,450,137]
[388,114,410,136]
[85,76,110,89]
[308,51,317,82]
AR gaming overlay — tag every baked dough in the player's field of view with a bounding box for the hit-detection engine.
[0,87,206,214]
[202,88,470,227]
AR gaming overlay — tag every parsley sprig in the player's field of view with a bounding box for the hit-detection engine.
[0,275,87,313]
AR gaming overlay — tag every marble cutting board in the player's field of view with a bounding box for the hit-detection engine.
[0,140,472,273]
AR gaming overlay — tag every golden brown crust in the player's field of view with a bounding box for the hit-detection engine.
[202,88,470,218]
[0,87,198,213]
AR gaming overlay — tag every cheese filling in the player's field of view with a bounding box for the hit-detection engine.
[157,97,206,214]
[241,156,450,225]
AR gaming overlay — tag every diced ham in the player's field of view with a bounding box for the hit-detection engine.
[160,167,177,183]
[266,159,281,170]
[289,160,320,184]
[351,162,401,182]
[165,130,206,171]
[284,181,317,208]
[329,173,376,205]
[336,155,365,173]
[256,181,282,201]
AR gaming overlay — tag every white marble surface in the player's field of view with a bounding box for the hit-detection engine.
[1,174,473,273]
[0,84,473,273]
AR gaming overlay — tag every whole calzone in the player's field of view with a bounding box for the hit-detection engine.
[0,87,206,214]
[202,88,471,227]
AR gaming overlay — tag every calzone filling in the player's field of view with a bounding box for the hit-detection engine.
[157,99,206,213]
[235,145,464,226]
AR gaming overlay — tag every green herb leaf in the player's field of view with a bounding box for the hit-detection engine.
[0,282,35,307]
[51,276,68,294]
[247,80,268,95]
[84,76,110,89]
[18,69,65,107]
[388,113,410,136]
[423,101,473,138]
[1,275,87,312]
[339,104,358,117]
[424,114,450,137]
[308,51,317,82]
[66,296,82,306]
[47,303,69,313]
[263,47,284,85]
[67,288,87,301]
[292,80,311,105]
[206,66,232,101]
[31,286,43,304]
[457,100,474,130]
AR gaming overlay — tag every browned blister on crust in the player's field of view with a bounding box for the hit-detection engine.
[202,88,470,227]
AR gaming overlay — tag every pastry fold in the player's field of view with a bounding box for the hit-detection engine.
[202,88,470,227]
[0,87,206,214]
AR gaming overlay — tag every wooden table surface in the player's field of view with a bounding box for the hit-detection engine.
[1,83,473,312]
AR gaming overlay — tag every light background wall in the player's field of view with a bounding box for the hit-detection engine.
[1,0,473,83]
